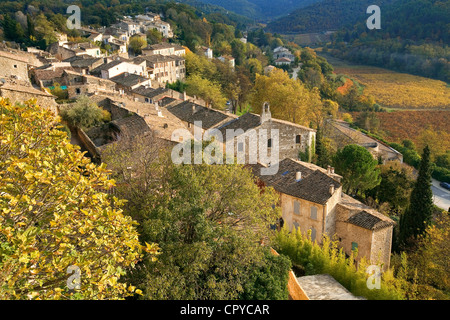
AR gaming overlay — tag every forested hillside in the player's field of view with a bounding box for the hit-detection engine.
[193,0,322,20]
[328,0,450,82]
[266,0,396,33]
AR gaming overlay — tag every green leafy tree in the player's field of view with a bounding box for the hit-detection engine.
[367,161,414,216]
[59,95,109,130]
[102,140,281,300]
[0,98,158,299]
[332,144,381,195]
[128,36,147,54]
[398,146,434,248]
[239,248,291,300]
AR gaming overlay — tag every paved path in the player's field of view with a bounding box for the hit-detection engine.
[291,66,301,80]
[431,178,450,211]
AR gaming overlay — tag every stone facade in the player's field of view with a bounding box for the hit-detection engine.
[251,158,395,268]
[0,54,29,81]
[218,104,316,165]
[0,84,57,114]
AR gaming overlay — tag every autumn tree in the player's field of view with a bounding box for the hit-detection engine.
[186,74,227,109]
[128,36,147,54]
[251,69,322,126]
[407,211,450,299]
[0,98,158,299]
[332,144,381,195]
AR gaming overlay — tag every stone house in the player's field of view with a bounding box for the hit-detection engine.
[63,55,104,74]
[110,72,152,93]
[275,57,292,66]
[217,104,316,165]
[132,86,184,106]
[142,43,186,56]
[134,54,185,84]
[31,66,75,87]
[166,100,235,136]
[325,120,403,163]
[218,55,235,68]
[0,81,57,114]
[273,46,295,61]
[91,59,147,79]
[63,70,116,99]
[0,51,30,81]
[250,158,395,268]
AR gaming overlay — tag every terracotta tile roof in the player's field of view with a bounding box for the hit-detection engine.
[346,210,395,231]
[218,112,314,142]
[337,193,396,230]
[251,158,341,205]
[110,73,149,87]
[33,67,75,81]
[167,100,232,130]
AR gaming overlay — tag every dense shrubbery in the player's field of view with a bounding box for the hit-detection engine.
[273,227,406,300]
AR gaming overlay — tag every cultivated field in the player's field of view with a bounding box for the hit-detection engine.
[320,53,450,110]
[351,110,450,145]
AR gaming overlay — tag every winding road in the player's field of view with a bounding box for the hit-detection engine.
[432,179,450,211]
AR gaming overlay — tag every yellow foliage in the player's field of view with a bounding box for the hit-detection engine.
[0,98,159,299]
[334,65,450,109]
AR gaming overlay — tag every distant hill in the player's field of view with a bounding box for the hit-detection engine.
[266,0,396,33]
[193,0,322,20]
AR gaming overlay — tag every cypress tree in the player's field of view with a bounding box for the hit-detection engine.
[398,145,433,248]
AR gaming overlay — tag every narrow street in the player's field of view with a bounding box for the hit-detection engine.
[432,178,450,211]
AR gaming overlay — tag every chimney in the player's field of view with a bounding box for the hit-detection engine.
[331,167,335,174]
[157,110,163,117]
[329,184,335,195]
[261,102,271,124]
[192,104,196,114]
[327,165,331,175]
[296,171,302,181]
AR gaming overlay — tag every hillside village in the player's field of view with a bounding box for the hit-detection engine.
[0,3,447,302]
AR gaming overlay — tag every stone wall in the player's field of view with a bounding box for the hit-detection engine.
[0,87,57,114]
[0,56,28,81]
[260,120,315,161]
[280,193,325,243]
[75,127,101,163]
[370,226,393,270]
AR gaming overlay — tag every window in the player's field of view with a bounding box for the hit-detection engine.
[293,221,300,231]
[238,142,244,152]
[310,206,317,220]
[268,138,272,148]
[13,64,17,69]
[352,242,358,251]
[145,98,149,103]
[75,88,81,94]
[310,227,316,242]
[294,201,300,215]
[296,135,301,144]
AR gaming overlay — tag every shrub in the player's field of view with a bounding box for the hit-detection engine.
[273,227,405,300]
[59,95,110,130]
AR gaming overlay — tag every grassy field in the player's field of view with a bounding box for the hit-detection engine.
[319,53,450,110]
